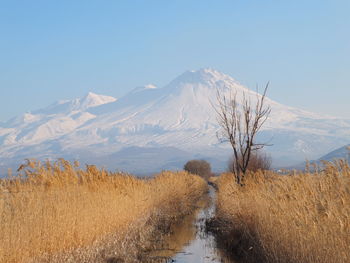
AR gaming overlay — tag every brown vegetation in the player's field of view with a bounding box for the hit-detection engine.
[228,151,271,173]
[0,159,207,263]
[212,160,350,263]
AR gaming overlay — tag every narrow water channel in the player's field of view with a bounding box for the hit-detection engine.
[146,186,234,263]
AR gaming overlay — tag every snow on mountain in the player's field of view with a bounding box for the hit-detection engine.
[0,69,349,174]
[130,84,158,95]
[0,92,116,147]
[32,92,117,115]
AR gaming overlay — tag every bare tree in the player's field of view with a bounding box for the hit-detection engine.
[214,84,271,185]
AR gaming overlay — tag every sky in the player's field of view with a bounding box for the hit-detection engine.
[0,0,349,121]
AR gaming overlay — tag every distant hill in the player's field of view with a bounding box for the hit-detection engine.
[316,144,350,162]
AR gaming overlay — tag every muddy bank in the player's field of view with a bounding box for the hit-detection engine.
[206,217,267,263]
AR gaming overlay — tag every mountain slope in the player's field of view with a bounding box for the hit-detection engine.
[317,144,350,162]
[0,92,116,146]
[1,69,349,174]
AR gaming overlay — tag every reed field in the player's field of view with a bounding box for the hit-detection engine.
[0,159,208,263]
[213,160,350,263]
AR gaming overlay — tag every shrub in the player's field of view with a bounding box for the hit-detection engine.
[228,151,271,173]
[184,160,212,180]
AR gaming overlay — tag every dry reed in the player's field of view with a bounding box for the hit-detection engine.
[0,159,207,263]
[214,160,350,263]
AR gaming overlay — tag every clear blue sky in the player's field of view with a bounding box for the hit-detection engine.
[0,0,349,121]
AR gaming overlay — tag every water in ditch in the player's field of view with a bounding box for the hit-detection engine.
[145,186,234,263]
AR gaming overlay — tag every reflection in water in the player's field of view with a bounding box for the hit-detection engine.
[146,187,235,263]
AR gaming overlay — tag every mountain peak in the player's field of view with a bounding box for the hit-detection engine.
[192,68,235,79]
[168,68,240,89]
[85,91,99,98]
[193,67,223,75]
[80,92,116,110]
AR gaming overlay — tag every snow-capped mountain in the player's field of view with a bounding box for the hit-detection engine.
[1,68,349,175]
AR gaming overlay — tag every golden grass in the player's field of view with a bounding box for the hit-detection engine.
[0,159,207,263]
[215,160,350,263]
